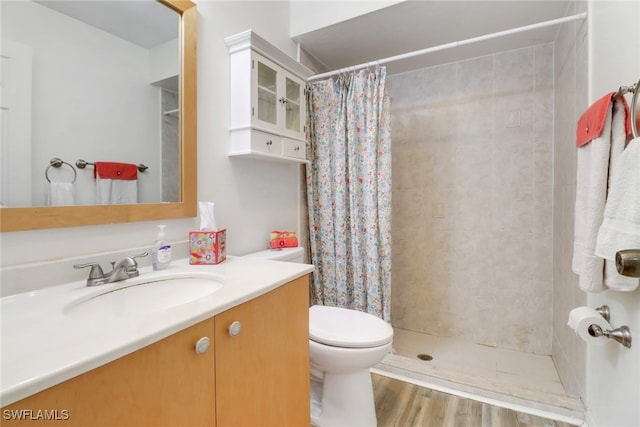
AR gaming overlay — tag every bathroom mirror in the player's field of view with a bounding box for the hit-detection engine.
[0,0,197,231]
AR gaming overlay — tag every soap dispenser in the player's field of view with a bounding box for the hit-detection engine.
[152,225,172,270]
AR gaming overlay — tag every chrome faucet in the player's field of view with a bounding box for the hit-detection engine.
[74,253,148,287]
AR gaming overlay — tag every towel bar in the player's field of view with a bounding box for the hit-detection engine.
[616,250,640,278]
[614,78,639,138]
[76,159,148,173]
[630,78,639,138]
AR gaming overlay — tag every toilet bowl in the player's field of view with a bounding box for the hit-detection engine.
[243,247,393,427]
[309,305,393,427]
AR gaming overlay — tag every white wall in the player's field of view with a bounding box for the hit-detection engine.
[289,0,402,37]
[2,1,162,205]
[192,0,302,257]
[1,1,303,287]
[149,37,180,85]
[585,2,640,425]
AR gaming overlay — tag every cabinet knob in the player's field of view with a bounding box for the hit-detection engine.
[294,146,300,151]
[266,140,273,146]
[228,321,242,337]
[195,337,211,354]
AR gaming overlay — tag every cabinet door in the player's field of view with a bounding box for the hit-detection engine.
[1,318,216,427]
[252,53,280,134]
[280,72,306,140]
[214,276,310,427]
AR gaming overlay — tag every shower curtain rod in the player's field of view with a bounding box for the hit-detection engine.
[307,12,587,81]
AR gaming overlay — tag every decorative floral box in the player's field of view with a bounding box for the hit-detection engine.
[189,229,226,265]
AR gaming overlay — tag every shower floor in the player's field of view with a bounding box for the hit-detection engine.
[372,328,585,425]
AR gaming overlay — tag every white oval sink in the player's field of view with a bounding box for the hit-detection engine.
[64,273,223,320]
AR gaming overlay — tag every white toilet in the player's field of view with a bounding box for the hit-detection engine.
[243,247,394,427]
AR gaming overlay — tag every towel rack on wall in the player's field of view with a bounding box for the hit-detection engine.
[615,78,640,138]
[45,157,77,183]
[630,79,639,138]
[75,159,149,173]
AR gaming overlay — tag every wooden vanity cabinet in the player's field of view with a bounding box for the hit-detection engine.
[1,317,216,427]
[1,276,310,427]
[215,275,310,426]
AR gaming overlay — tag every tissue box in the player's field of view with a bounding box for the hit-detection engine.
[189,229,226,265]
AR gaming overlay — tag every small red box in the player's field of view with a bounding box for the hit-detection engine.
[189,229,226,265]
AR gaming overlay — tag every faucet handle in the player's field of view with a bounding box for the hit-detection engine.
[121,252,148,269]
[130,252,149,264]
[73,262,105,282]
[118,252,148,273]
[113,253,148,268]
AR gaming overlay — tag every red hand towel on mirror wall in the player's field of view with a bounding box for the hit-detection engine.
[94,162,138,180]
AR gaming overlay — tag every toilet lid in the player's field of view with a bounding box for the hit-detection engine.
[309,305,394,348]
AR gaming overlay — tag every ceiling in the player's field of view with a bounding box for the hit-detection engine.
[35,0,574,75]
[34,0,178,49]
[294,0,573,76]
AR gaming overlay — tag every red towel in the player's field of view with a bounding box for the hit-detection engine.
[94,162,138,180]
[576,92,631,147]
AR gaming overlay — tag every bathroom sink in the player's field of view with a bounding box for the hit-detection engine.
[64,273,223,320]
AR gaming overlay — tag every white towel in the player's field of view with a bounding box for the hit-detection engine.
[96,178,137,205]
[572,98,627,292]
[47,182,75,206]
[595,137,640,291]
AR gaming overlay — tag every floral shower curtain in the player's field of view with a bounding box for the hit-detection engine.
[305,67,392,321]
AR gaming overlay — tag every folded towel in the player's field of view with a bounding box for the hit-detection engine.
[94,162,138,205]
[269,230,299,249]
[595,137,640,291]
[576,92,631,147]
[572,97,627,292]
[94,162,138,180]
[47,181,75,206]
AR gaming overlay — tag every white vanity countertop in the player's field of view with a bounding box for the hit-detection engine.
[0,256,314,407]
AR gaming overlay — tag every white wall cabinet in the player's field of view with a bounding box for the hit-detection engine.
[225,30,312,163]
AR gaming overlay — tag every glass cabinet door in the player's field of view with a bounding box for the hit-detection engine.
[284,76,301,134]
[256,59,278,127]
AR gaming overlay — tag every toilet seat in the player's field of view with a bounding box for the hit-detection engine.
[309,305,393,348]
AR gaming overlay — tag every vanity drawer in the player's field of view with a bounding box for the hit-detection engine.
[251,130,282,156]
[282,138,306,160]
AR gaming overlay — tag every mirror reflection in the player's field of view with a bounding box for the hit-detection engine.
[1,0,180,207]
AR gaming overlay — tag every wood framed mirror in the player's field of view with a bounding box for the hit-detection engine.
[0,0,197,232]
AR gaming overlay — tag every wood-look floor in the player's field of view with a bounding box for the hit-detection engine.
[372,374,577,427]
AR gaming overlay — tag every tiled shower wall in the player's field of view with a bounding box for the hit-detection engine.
[551,1,588,397]
[388,44,555,354]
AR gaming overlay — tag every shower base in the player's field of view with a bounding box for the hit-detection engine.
[372,328,585,425]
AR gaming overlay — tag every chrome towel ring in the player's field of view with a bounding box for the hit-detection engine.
[45,157,77,183]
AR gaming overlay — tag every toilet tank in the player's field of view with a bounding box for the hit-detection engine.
[243,247,305,263]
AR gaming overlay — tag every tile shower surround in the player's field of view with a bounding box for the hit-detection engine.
[388,44,555,355]
[551,4,587,399]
